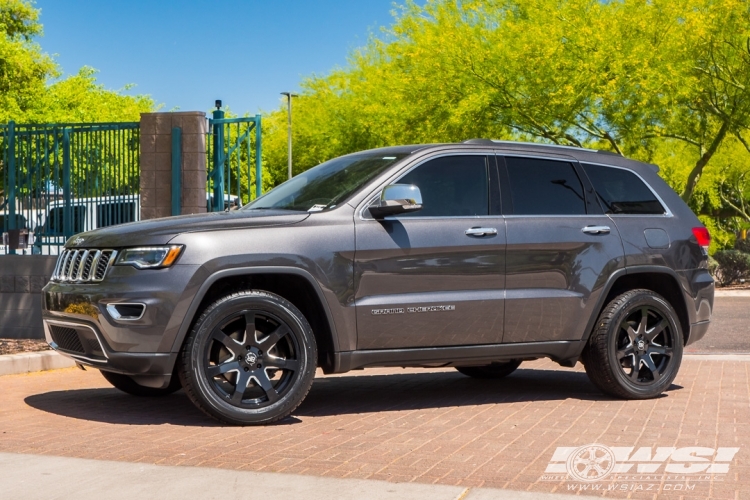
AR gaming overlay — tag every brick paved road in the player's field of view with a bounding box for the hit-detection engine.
[1,358,748,499]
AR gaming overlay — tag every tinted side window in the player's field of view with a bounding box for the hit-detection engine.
[582,163,665,215]
[505,157,586,215]
[397,155,488,217]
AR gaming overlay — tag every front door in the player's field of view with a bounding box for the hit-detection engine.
[499,154,625,344]
[354,154,506,350]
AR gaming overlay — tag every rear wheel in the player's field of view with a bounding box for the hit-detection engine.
[100,370,181,397]
[582,289,683,399]
[179,290,317,425]
[456,360,522,379]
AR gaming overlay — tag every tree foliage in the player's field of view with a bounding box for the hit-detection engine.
[260,0,750,249]
[0,0,154,123]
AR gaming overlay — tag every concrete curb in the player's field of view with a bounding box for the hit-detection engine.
[0,350,76,376]
[0,452,583,500]
[714,289,750,297]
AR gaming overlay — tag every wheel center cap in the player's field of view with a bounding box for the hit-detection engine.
[245,352,258,365]
[637,340,646,351]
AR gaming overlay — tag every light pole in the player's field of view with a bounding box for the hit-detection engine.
[280,92,297,180]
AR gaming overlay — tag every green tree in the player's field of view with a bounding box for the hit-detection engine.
[0,0,55,122]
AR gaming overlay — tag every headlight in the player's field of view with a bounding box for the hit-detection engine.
[116,245,183,269]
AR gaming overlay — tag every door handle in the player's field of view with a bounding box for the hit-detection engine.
[582,225,611,235]
[465,227,498,237]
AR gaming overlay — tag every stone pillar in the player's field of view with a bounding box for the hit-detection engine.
[139,112,207,219]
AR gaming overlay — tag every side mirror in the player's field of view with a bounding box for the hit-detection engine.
[369,184,423,219]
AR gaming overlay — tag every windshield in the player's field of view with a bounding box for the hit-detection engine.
[244,152,410,212]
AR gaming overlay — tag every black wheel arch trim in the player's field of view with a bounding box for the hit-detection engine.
[169,266,340,356]
[578,265,693,353]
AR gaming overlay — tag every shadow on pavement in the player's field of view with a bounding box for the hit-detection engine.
[24,368,680,426]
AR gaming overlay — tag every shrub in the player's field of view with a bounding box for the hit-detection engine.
[713,250,750,286]
[708,255,719,278]
[735,237,750,254]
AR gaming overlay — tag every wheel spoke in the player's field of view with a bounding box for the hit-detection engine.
[622,321,637,343]
[645,318,668,342]
[212,329,244,355]
[244,312,257,345]
[206,360,240,378]
[253,370,280,403]
[642,354,662,381]
[629,355,642,381]
[230,370,250,403]
[265,355,299,372]
[638,307,649,335]
[616,344,635,360]
[648,345,673,356]
[260,325,289,349]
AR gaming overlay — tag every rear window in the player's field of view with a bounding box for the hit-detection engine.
[504,157,586,215]
[582,163,665,215]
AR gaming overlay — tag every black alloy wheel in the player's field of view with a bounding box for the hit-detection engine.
[179,290,317,425]
[582,289,683,399]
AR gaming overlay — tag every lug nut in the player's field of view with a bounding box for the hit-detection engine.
[244,367,249,372]
[257,364,262,369]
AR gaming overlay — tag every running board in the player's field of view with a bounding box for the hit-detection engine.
[333,341,584,373]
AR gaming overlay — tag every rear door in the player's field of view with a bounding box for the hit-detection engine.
[499,154,625,343]
[354,153,506,349]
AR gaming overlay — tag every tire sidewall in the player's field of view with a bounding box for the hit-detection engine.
[606,293,683,398]
[185,292,316,423]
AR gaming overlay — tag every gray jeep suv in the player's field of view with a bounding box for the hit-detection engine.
[42,140,714,425]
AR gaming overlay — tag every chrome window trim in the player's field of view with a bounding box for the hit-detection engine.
[43,319,109,360]
[357,151,494,221]
[577,160,673,218]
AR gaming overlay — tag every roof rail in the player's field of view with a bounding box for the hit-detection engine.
[461,138,623,155]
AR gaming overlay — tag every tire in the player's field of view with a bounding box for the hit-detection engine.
[100,370,181,397]
[456,360,522,379]
[581,289,683,399]
[178,290,317,425]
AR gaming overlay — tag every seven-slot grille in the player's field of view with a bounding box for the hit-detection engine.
[52,249,117,282]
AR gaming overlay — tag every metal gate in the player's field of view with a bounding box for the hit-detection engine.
[207,106,262,212]
[0,121,140,254]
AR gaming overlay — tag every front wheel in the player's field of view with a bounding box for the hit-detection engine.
[178,290,317,425]
[582,289,683,399]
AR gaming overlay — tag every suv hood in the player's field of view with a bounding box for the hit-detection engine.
[65,210,310,248]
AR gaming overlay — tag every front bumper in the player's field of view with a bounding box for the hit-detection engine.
[44,318,178,388]
[42,263,201,386]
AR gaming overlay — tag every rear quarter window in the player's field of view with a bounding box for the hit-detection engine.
[582,163,665,215]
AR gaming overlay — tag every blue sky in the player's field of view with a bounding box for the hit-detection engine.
[34,1,413,115]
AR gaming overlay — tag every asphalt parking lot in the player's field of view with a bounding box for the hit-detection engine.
[687,294,750,353]
[1,293,747,499]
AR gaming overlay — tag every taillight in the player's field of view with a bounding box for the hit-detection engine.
[692,227,710,253]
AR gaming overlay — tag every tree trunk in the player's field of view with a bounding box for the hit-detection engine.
[680,120,730,204]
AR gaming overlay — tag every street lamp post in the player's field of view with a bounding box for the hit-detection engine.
[280,92,297,180]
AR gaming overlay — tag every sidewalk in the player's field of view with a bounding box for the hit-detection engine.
[0,452,579,500]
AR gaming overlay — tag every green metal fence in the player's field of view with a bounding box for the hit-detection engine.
[207,107,262,212]
[0,121,140,254]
